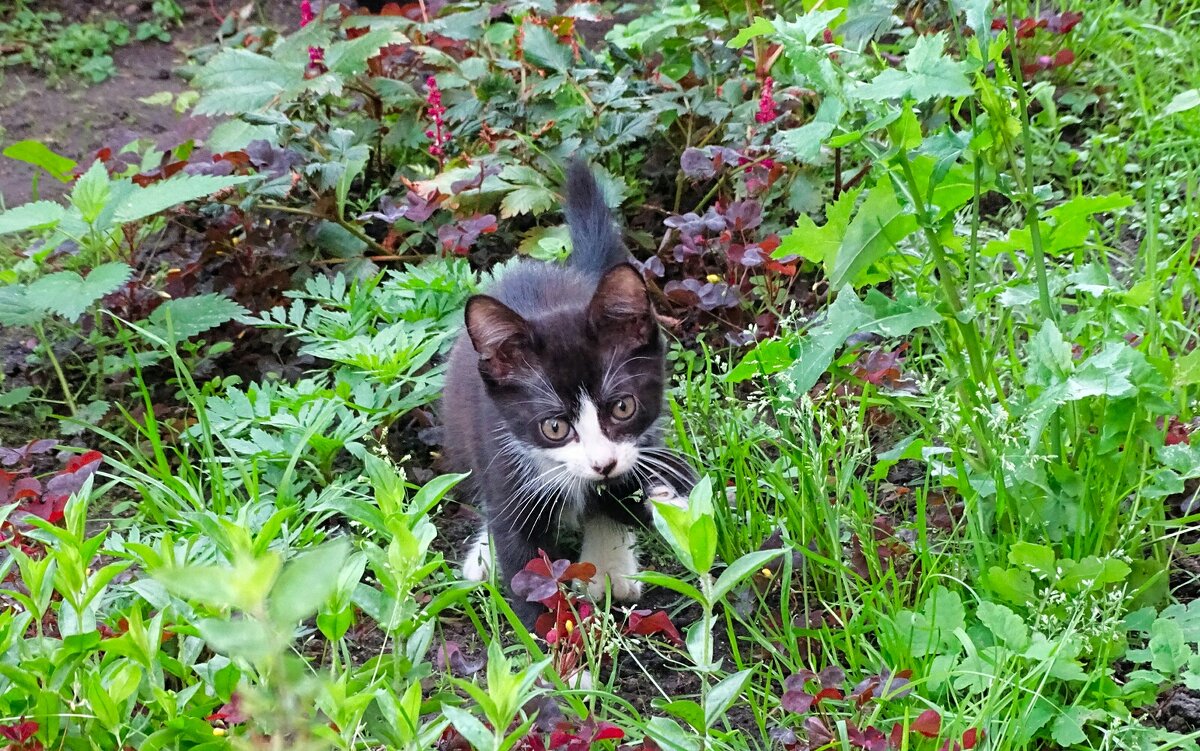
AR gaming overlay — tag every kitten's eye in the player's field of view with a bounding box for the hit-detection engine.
[610,396,636,421]
[540,417,571,441]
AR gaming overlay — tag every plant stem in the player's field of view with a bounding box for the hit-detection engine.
[257,202,393,257]
[35,322,77,416]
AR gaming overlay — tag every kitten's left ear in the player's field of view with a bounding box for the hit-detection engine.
[587,263,656,347]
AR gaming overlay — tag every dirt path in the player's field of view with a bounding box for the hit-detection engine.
[0,0,296,207]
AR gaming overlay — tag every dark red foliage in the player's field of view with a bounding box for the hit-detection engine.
[0,719,43,751]
[1164,416,1191,446]
[0,445,103,528]
[436,641,485,676]
[846,723,886,751]
[512,552,596,606]
[438,214,498,255]
[912,709,942,738]
[549,718,624,751]
[206,693,248,727]
[624,609,683,646]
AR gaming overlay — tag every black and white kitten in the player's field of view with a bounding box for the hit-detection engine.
[442,162,697,628]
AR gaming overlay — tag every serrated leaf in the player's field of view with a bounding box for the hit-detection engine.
[829,178,918,289]
[977,600,1029,650]
[0,285,43,326]
[143,293,248,345]
[27,262,132,322]
[858,33,972,102]
[114,174,253,223]
[71,160,111,223]
[193,48,305,115]
[500,185,555,218]
[0,201,67,235]
[783,287,875,392]
[1050,706,1090,747]
[521,22,572,73]
[324,29,402,76]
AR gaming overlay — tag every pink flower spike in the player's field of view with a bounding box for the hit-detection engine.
[300,0,315,26]
[756,76,778,124]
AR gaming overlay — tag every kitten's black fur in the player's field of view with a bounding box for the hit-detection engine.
[442,162,696,628]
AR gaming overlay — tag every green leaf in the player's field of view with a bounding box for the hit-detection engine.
[142,293,248,345]
[1050,705,1091,747]
[659,699,705,731]
[1174,349,1200,389]
[783,287,875,392]
[977,600,1029,650]
[774,8,844,46]
[27,262,132,323]
[646,716,703,751]
[324,29,402,76]
[72,160,112,223]
[728,17,773,47]
[1150,618,1192,674]
[633,570,705,603]
[1164,89,1200,117]
[704,669,753,725]
[0,200,67,235]
[1008,542,1057,576]
[0,386,33,409]
[774,186,862,266]
[113,174,253,223]
[268,539,351,627]
[193,48,306,115]
[0,285,44,326]
[861,289,940,336]
[829,177,918,290]
[500,185,556,218]
[950,0,992,40]
[712,549,783,601]
[3,140,77,182]
[687,516,718,574]
[196,617,275,661]
[858,33,972,103]
[521,22,572,73]
[1025,321,1072,386]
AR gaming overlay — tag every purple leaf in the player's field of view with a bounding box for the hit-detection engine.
[781,690,814,714]
[245,140,301,178]
[724,200,763,231]
[818,666,845,689]
[784,670,816,692]
[511,569,560,603]
[663,279,740,310]
[680,148,715,180]
[436,642,486,676]
[450,163,501,194]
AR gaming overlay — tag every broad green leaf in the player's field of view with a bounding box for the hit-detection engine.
[1164,89,1200,117]
[193,48,305,115]
[142,293,248,345]
[71,160,111,223]
[687,516,717,575]
[1174,349,1200,389]
[196,617,275,662]
[725,339,794,382]
[660,700,705,731]
[1008,542,1056,576]
[324,29,402,76]
[774,185,863,266]
[0,200,67,235]
[704,669,753,725]
[773,8,844,47]
[3,140,77,182]
[501,185,556,218]
[928,585,965,636]
[652,501,696,572]
[1050,705,1091,747]
[646,716,703,751]
[857,33,972,103]
[442,706,495,751]
[950,0,992,40]
[829,178,918,290]
[977,600,1029,650]
[27,262,132,323]
[633,571,704,604]
[783,287,875,393]
[113,174,253,223]
[521,22,572,73]
[1149,618,1191,673]
[712,549,783,601]
[861,289,940,336]
[1025,321,1072,386]
[269,540,351,627]
[0,285,46,326]
[0,386,33,408]
[728,17,773,47]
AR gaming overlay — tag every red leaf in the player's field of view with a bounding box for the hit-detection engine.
[206,694,248,726]
[625,609,683,646]
[592,722,625,742]
[65,450,103,474]
[888,724,904,750]
[962,729,981,749]
[1053,48,1076,67]
[913,709,941,738]
[0,720,38,743]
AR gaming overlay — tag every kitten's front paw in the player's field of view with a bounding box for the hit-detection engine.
[461,531,491,582]
[647,484,688,510]
[587,571,643,602]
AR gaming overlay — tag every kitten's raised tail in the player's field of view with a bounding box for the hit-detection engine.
[563,160,629,275]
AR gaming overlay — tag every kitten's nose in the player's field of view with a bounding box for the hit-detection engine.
[593,459,617,477]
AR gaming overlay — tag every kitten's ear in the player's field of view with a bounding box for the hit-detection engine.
[466,295,533,382]
[587,263,656,347]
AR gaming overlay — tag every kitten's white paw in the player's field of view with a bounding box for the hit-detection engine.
[567,668,594,691]
[648,484,688,510]
[580,517,642,602]
[461,531,491,582]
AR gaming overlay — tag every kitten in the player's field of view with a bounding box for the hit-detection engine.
[441,161,697,628]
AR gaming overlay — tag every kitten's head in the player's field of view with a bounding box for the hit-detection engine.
[465,264,664,484]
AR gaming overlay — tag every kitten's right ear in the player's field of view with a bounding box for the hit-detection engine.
[466,295,532,382]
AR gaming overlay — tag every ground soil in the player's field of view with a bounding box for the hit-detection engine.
[0,0,297,207]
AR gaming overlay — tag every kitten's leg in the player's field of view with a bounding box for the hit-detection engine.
[580,515,642,602]
[461,529,491,582]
